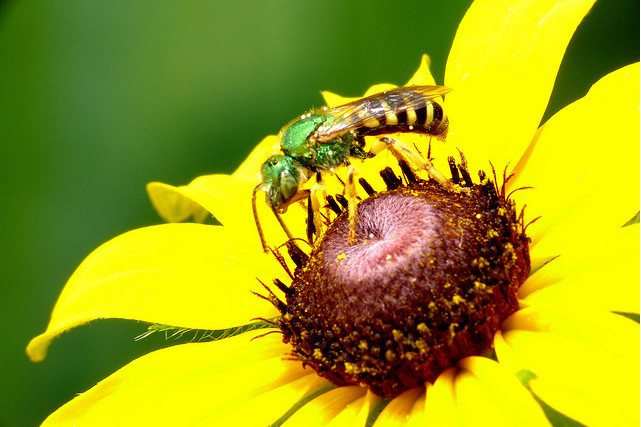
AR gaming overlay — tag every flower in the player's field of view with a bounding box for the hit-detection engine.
[28,0,639,425]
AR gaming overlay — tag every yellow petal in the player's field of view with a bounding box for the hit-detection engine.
[327,391,381,427]
[455,357,550,427]
[405,54,438,87]
[41,331,329,426]
[322,85,398,109]
[144,181,209,223]
[494,330,530,375]
[529,378,635,427]
[363,83,398,97]
[322,55,438,110]
[502,307,640,426]
[27,223,284,362]
[520,224,640,313]
[233,134,282,178]
[373,387,425,427]
[321,90,354,109]
[403,388,427,427]
[282,386,368,427]
[444,0,597,175]
[148,174,307,253]
[148,174,252,227]
[424,368,465,426]
[510,63,640,253]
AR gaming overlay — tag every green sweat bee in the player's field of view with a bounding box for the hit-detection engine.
[252,85,451,252]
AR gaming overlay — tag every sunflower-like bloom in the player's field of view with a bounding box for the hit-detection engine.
[28,0,639,425]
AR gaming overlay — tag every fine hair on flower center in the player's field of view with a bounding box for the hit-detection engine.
[323,194,441,284]
[265,160,531,398]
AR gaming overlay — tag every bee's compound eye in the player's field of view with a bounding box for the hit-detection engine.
[279,169,298,202]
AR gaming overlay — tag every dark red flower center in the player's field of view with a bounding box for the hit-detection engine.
[270,163,530,398]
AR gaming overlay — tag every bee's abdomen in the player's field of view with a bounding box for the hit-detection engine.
[358,91,448,139]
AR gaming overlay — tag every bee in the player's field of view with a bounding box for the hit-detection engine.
[253,85,451,252]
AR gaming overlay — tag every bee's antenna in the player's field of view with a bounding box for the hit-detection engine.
[252,184,269,253]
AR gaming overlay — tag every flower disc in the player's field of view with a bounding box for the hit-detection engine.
[277,176,530,398]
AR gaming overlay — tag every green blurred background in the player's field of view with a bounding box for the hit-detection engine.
[0,0,637,425]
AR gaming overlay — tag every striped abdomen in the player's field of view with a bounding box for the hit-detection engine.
[354,88,449,140]
[313,85,450,145]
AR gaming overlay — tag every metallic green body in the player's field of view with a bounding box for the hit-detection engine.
[261,114,371,209]
[280,114,328,159]
[261,114,372,208]
[313,134,369,169]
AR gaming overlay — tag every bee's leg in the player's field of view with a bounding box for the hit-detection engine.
[346,165,359,245]
[370,136,453,190]
[309,172,327,242]
[272,206,295,243]
[252,184,269,253]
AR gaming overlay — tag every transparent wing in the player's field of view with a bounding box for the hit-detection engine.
[314,85,451,142]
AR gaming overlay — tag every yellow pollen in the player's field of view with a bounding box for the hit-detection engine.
[336,253,346,261]
[344,362,359,375]
[447,324,458,345]
[474,257,490,268]
[417,323,429,334]
[474,281,487,291]
[487,229,499,238]
[416,340,429,354]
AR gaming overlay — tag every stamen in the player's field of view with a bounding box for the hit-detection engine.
[269,247,294,280]
[481,180,500,208]
[286,241,309,269]
[253,280,288,313]
[306,194,316,244]
[305,195,316,244]
[325,195,343,215]
[398,159,419,184]
[273,278,295,297]
[335,194,349,210]
[448,156,460,184]
[359,178,376,196]
[380,167,402,190]
[458,162,472,187]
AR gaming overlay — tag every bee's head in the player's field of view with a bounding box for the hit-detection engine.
[261,154,301,209]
